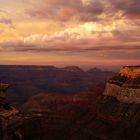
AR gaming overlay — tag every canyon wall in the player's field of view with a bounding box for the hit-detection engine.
[104,83,140,104]
[1,66,140,140]
[104,66,140,104]
[120,66,140,78]
[0,65,115,106]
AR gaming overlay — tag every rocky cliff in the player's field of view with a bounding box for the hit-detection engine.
[1,66,140,140]
[104,66,140,104]
[120,66,140,78]
[0,103,43,140]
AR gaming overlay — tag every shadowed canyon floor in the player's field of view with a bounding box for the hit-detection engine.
[0,66,140,140]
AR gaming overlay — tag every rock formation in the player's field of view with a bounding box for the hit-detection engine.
[104,66,140,104]
[1,66,140,140]
[0,84,43,140]
[21,65,140,140]
[120,66,140,78]
[0,65,115,106]
[0,83,21,140]
[0,83,9,101]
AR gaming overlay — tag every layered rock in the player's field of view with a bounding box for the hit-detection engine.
[104,66,140,104]
[1,65,140,140]
[0,65,115,106]
[120,66,140,78]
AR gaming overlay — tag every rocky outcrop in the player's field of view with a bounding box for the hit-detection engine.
[104,83,140,104]
[0,106,21,140]
[0,103,44,140]
[120,66,140,78]
[104,66,140,104]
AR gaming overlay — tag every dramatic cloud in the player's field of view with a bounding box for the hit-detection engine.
[110,0,140,19]
[0,0,140,65]
[25,0,105,22]
[25,0,140,22]
[1,22,140,53]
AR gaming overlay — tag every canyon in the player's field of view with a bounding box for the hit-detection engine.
[104,66,140,104]
[0,65,115,105]
[0,66,140,140]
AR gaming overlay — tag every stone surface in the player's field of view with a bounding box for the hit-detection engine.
[1,65,140,140]
[120,66,140,78]
[0,65,115,106]
[104,83,140,104]
[104,66,140,104]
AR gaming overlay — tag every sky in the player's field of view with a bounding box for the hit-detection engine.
[0,0,140,67]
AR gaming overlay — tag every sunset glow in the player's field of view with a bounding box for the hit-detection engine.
[0,0,140,66]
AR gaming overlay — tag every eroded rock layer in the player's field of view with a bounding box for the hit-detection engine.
[104,66,140,104]
[1,66,140,140]
[120,66,140,78]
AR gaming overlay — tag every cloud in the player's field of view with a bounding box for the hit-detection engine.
[0,20,139,61]
[108,51,140,60]
[0,17,15,29]
[24,0,140,22]
[0,9,9,15]
[0,8,15,28]
[25,0,105,22]
[1,30,140,53]
[0,17,12,25]
[1,36,140,63]
[0,29,4,33]
[112,29,140,42]
[110,0,140,19]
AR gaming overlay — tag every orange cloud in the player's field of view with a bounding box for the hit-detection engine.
[56,8,79,21]
[0,0,140,66]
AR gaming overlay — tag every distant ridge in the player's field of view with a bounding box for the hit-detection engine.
[87,67,102,73]
[62,66,84,72]
[0,65,116,105]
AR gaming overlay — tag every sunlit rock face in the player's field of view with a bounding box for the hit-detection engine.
[120,66,140,78]
[104,66,140,104]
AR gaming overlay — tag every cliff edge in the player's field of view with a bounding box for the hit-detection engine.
[104,66,140,104]
[120,66,140,78]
